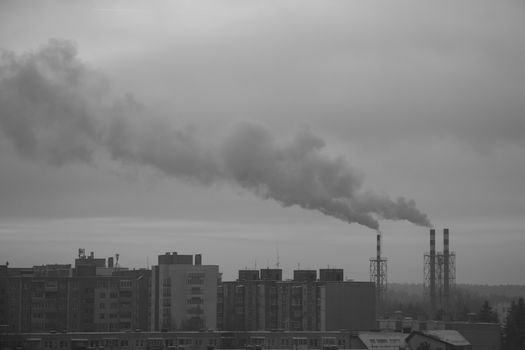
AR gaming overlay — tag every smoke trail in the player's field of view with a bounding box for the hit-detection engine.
[222,122,431,230]
[0,40,431,230]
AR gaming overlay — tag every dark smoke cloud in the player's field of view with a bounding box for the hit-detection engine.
[0,40,431,230]
[0,39,103,165]
[222,123,431,230]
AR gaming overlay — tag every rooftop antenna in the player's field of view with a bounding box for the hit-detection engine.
[254,259,257,270]
[146,256,149,269]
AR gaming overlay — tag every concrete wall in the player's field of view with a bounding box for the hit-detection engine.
[322,282,376,331]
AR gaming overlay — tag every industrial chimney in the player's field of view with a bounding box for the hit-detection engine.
[443,228,450,318]
[370,232,387,317]
[376,233,381,309]
[429,229,436,318]
[424,227,456,320]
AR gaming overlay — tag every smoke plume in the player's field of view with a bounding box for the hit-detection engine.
[0,40,431,230]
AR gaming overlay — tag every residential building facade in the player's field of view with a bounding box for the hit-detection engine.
[219,269,376,332]
[151,252,220,331]
[0,252,151,333]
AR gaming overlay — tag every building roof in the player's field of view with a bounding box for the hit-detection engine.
[408,330,470,347]
[357,332,408,350]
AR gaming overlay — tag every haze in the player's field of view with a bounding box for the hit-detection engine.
[0,0,524,284]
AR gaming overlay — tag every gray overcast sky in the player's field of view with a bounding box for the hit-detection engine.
[0,0,524,284]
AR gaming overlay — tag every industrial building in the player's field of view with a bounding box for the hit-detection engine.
[219,268,376,332]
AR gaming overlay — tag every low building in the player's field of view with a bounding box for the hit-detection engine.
[446,322,500,350]
[376,318,501,350]
[351,332,409,349]
[0,330,396,350]
[406,330,471,350]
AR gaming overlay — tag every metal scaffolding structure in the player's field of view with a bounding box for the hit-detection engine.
[423,228,456,320]
[370,232,387,317]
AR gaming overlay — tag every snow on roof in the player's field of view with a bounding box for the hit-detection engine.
[358,332,408,350]
[423,330,470,346]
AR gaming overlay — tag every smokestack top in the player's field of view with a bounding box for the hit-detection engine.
[444,228,450,253]
[376,233,381,258]
[430,229,436,254]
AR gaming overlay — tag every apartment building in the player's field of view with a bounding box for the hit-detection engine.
[0,252,151,333]
[150,253,220,331]
[219,269,375,332]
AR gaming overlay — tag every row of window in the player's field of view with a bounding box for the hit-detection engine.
[250,338,345,347]
[99,302,133,309]
[43,340,68,348]
[96,280,134,289]
[162,287,203,295]
[99,312,132,319]
[99,292,119,298]
[151,338,217,346]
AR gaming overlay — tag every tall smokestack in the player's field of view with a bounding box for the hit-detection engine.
[376,232,383,315]
[376,233,381,304]
[429,229,436,318]
[443,228,450,318]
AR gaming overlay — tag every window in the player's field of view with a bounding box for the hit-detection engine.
[100,313,105,319]
[120,290,133,298]
[45,281,58,289]
[187,273,205,285]
[99,303,105,309]
[187,297,203,305]
[120,280,132,289]
[120,311,132,318]
[97,280,109,288]
[105,339,118,346]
